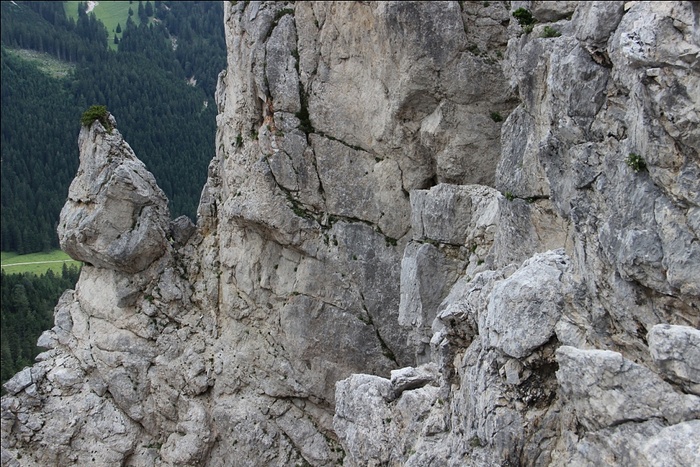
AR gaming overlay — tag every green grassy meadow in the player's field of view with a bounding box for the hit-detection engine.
[3,48,76,79]
[64,1,145,50]
[1,250,82,275]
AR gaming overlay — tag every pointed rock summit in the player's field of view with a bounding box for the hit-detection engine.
[58,112,170,273]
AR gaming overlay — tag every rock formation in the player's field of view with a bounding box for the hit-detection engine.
[2,1,699,466]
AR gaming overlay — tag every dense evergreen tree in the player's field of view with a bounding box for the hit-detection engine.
[1,1,226,253]
[0,0,227,394]
[138,1,147,24]
[0,48,82,253]
[1,1,108,63]
[0,265,81,392]
[155,1,226,97]
[68,47,218,221]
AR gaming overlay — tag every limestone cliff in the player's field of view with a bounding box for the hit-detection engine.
[2,1,699,466]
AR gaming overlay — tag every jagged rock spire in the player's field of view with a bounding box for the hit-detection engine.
[58,113,170,273]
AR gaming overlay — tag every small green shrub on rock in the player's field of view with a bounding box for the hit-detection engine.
[541,26,561,38]
[513,8,536,29]
[626,153,647,173]
[81,105,113,132]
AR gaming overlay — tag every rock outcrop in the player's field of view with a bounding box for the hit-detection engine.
[2,1,699,466]
[57,114,171,274]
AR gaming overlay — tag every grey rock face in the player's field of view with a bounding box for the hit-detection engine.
[399,241,465,362]
[169,215,196,247]
[58,115,170,274]
[553,346,700,467]
[400,184,501,361]
[389,364,438,399]
[335,1,699,466]
[410,184,500,247]
[641,420,700,467]
[648,324,700,395]
[556,345,700,430]
[3,1,699,466]
[484,250,570,359]
[2,369,33,396]
[574,1,625,50]
[334,368,441,467]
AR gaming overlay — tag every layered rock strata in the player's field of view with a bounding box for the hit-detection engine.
[2,1,699,466]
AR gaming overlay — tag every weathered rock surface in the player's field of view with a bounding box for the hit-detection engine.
[484,250,570,359]
[334,0,699,465]
[648,324,700,395]
[400,184,501,362]
[58,115,170,274]
[2,1,699,466]
[556,345,700,430]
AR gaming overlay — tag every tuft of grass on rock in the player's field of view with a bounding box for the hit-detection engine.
[541,26,561,38]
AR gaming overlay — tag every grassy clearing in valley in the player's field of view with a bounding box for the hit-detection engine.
[4,48,76,79]
[64,1,146,50]
[1,250,82,276]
